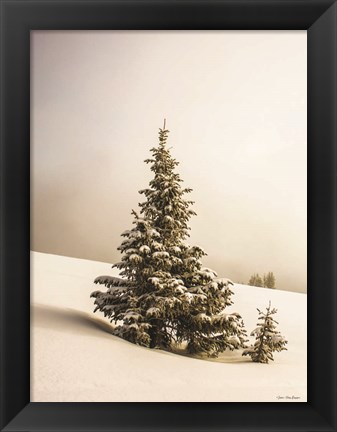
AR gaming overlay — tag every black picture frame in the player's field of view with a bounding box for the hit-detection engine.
[1,1,336,431]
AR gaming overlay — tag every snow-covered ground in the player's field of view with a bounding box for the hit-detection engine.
[31,251,307,402]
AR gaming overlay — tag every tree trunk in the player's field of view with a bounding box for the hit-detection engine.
[149,321,159,348]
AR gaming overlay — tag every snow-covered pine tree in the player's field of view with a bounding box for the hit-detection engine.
[91,121,247,357]
[242,302,287,363]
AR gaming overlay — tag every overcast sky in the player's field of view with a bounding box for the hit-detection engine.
[31,30,307,293]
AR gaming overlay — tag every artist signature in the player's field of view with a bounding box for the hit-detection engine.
[276,395,301,400]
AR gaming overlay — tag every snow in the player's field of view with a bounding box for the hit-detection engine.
[31,251,307,402]
[170,246,181,253]
[195,313,211,322]
[152,251,170,259]
[129,253,142,263]
[146,307,161,317]
[148,228,160,237]
[139,245,151,254]
[214,277,233,285]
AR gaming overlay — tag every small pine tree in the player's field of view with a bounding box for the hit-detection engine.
[242,302,287,363]
[91,122,247,356]
[248,273,263,287]
[263,272,276,289]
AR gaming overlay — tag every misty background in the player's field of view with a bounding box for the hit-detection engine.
[31,31,307,293]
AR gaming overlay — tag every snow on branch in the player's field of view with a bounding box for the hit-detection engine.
[94,275,132,288]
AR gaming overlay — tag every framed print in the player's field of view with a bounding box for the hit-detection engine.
[1,0,336,431]
[30,29,307,403]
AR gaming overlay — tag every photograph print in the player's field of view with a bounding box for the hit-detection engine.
[31,30,307,402]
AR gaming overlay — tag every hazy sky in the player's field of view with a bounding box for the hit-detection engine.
[31,31,307,293]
